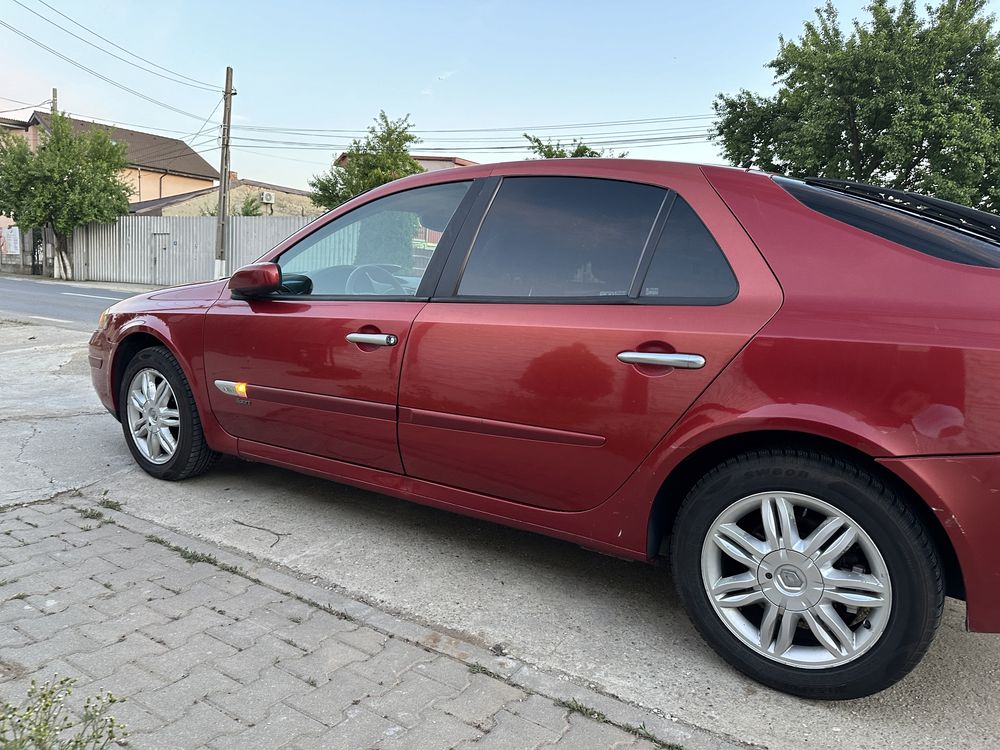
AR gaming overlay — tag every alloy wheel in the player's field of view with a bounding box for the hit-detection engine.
[125,368,181,465]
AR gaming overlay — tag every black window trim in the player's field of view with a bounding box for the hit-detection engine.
[431,174,740,306]
[252,177,486,303]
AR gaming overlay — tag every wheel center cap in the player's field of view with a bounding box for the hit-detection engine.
[758,549,825,611]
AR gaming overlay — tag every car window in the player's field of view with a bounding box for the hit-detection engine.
[774,177,1000,269]
[457,176,666,298]
[639,195,738,303]
[277,181,472,296]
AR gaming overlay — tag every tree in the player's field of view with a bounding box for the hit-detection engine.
[523,134,627,158]
[310,112,423,210]
[0,113,130,277]
[713,0,1000,210]
[238,193,263,216]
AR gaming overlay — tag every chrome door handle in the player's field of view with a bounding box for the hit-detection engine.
[617,351,706,369]
[346,332,398,347]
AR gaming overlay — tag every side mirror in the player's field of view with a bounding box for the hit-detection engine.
[229,262,281,298]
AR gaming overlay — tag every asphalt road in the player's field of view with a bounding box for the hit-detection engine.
[2,283,999,750]
[0,274,138,331]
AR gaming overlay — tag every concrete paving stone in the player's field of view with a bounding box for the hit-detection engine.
[243,602,307,632]
[59,524,129,547]
[347,638,436,688]
[0,574,47,600]
[215,634,305,683]
[0,625,33,649]
[48,539,125,566]
[505,694,572,735]
[263,596,315,622]
[14,602,101,641]
[133,700,242,750]
[273,608,356,652]
[205,617,272,651]
[4,626,101,672]
[141,605,233,649]
[546,712,641,749]
[138,633,237,680]
[18,536,74,558]
[68,632,167,679]
[362,669,461,729]
[412,656,473,691]
[147,581,234,620]
[137,665,243,722]
[436,672,524,729]
[87,581,175,617]
[455,707,560,750]
[0,552,64,581]
[82,662,174,701]
[26,577,109,614]
[209,704,326,750]
[0,598,44,624]
[93,560,178,589]
[378,710,483,749]
[207,665,313,725]
[0,658,91,706]
[201,571,253,596]
[277,637,368,687]
[77,604,168,646]
[310,705,405,750]
[215,584,290,619]
[286,667,390,725]
[106,698,163,736]
[332,624,388,656]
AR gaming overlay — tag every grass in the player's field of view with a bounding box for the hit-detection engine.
[77,508,104,521]
[97,498,123,512]
[555,697,607,723]
[144,534,245,575]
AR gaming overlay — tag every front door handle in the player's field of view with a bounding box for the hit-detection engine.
[617,351,706,369]
[346,332,398,347]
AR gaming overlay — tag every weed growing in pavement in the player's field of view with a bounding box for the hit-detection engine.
[0,676,127,749]
[77,508,103,521]
[144,534,246,575]
[96,498,123,512]
[7,592,28,601]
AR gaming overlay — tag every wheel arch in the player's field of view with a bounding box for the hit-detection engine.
[646,429,965,600]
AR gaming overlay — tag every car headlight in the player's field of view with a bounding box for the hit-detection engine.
[97,308,112,330]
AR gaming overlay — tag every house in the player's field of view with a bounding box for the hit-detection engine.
[333,153,478,172]
[128,174,317,217]
[11,111,219,202]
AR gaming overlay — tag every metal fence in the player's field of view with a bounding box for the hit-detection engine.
[71,215,320,285]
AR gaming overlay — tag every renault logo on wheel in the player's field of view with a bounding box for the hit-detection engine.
[777,566,805,590]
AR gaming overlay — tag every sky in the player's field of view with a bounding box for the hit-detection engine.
[2,0,997,190]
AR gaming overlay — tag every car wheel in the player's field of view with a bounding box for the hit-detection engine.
[670,448,944,699]
[118,346,218,481]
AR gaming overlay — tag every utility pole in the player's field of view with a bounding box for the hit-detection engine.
[51,87,57,114]
[214,66,235,278]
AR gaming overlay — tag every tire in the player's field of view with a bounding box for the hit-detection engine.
[118,346,218,481]
[670,448,943,699]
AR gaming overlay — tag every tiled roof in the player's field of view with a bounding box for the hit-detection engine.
[30,111,219,180]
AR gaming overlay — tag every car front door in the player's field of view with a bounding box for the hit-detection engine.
[398,171,782,511]
[203,179,478,472]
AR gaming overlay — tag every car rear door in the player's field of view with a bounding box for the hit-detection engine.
[203,179,480,472]
[397,167,782,511]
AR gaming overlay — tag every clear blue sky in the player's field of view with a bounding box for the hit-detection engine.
[2,0,997,189]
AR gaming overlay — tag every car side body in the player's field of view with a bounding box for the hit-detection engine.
[88,158,1000,641]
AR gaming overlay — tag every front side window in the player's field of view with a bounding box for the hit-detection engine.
[457,177,666,298]
[277,181,471,296]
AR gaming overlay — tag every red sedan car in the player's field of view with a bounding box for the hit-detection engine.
[89,159,1000,699]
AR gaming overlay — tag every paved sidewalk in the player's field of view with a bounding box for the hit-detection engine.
[0,498,735,750]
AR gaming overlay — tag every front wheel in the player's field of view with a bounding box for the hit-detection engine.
[119,346,218,480]
[670,448,944,699]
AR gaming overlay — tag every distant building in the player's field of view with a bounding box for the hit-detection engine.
[333,153,477,172]
[6,111,219,203]
[129,175,316,217]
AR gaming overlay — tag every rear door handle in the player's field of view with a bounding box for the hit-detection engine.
[346,332,398,347]
[617,351,705,369]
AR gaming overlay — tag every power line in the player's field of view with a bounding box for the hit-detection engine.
[32,0,218,89]
[183,97,223,144]
[10,0,220,92]
[0,99,49,114]
[0,19,205,121]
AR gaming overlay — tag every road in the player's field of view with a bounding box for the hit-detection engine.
[0,274,138,331]
[2,279,999,750]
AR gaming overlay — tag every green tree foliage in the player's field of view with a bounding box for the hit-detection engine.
[238,193,263,216]
[523,134,626,158]
[713,0,1000,210]
[0,113,131,277]
[310,112,423,210]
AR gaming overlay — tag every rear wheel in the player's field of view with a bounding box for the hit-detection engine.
[119,346,218,480]
[670,448,943,699]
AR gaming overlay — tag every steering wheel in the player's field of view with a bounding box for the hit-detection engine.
[345,264,406,295]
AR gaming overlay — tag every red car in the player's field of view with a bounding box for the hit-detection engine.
[89,159,1000,699]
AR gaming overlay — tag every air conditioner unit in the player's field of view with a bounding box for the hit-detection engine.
[260,191,275,204]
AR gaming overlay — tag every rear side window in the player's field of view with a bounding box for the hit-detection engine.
[457,176,665,298]
[639,196,738,303]
[775,177,1000,269]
